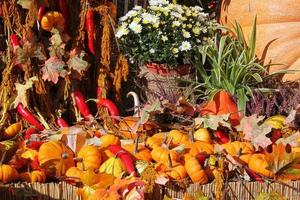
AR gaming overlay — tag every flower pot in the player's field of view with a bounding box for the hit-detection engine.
[138,63,194,102]
[219,0,300,81]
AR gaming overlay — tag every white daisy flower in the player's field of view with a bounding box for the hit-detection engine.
[115,26,129,38]
[172,48,179,54]
[149,0,169,6]
[183,31,191,38]
[161,36,168,41]
[126,10,138,17]
[172,21,180,27]
[150,49,155,54]
[179,41,192,51]
[133,6,142,11]
[192,27,200,35]
[129,21,142,33]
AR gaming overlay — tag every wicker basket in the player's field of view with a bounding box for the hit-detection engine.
[2,181,300,200]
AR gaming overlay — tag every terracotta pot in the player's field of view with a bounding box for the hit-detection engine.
[219,0,300,81]
[145,63,192,77]
[199,90,240,126]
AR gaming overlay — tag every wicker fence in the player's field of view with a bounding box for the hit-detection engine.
[1,181,300,200]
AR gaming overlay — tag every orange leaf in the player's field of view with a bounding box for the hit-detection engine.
[265,143,300,181]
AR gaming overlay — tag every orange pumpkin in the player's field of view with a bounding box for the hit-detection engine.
[166,163,187,181]
[99,134,120,149]
[119,116,156,139]
[38,141,75,176]
[77,145,102,170]
[3,123,21,139]
[66,167,83,181]
[123,143,152,162]
[199,90,240,126]
[41,11,65,32]
[222,141,254,163]
[248,154,273,177]
[187,141,214,157]
[19,170,46,183]
[220,0,300,81]
[0,165,18,183]
[184,155,208,184]
[151,146,180,164]
[167,130,189,147]
[146,132,166,149]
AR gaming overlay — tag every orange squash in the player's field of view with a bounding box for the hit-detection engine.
[167,130,189,147]
[19,170,46,183]
[187,141,214,157]
[99,134,120,149]
[0,165,18,183]
[66,167,83,181]
[184,155,208,184]
[123,143,152,162]
[222,141,254,163]
[77,145,102,170]
[146,132,166,149]
[3,123,21,139]
[248,154,273,178]
[118,116,156,139]
[151,146,180,164]
[199,90,240,126]
[38,141,75,176]
[41,11,65,32]
[166,163,187,181]
[219,0,300,81]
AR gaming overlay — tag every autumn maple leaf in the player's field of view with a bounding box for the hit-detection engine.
[41,57,67,84]
[67,49,89,75]
[236,115,272,148]
[265,143,300,181]
[13,76,38,108]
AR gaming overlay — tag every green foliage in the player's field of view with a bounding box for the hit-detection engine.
[193,18,283,114]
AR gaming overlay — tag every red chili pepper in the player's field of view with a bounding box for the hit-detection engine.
[72,90,93,121]
[56,0,69,33]
[108,145,136,176]
[97,98,120,117]
[9,35,23,70]
[31,155,41,170]
[56,118,69,128]
[85,8,95,55]
[37,6,46,22]
[271,130,282,143]
[215,130,229,144]
[28,141,45,150]
[17,103,44,131]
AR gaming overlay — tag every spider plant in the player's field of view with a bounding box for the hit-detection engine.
[193,17,287,114]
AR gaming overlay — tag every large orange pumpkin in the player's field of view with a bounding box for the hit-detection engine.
[187,141,214,157]
[77,145,102,170]
[219,0,300,81]
[167,130,189,147]
[38,141,75,176]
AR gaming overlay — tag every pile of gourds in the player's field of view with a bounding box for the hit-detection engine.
[1,112,299,188]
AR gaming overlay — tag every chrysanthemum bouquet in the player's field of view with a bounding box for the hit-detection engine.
[115,0,218,67]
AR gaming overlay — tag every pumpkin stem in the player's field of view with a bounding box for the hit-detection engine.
[167,137,173,149]
[134,134,139,154]
[189,129,194,143]
[168,153,173,168]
